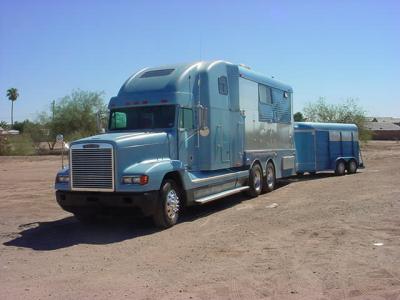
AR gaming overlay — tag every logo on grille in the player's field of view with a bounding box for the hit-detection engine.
[83,144,100,149]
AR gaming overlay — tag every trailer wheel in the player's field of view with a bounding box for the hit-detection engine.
[263,162,276,193]
[153,179,181,228]
[247,164,263,197]
[335,160,346,176]
[347,159,358,174]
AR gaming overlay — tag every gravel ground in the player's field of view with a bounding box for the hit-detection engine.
[0,141,399,300]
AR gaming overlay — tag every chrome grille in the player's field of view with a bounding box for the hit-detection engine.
[70,143,114,191]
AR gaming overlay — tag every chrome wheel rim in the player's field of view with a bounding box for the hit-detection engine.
[254,169,262,192]
[165,189,180,220]
[267,166,274,188]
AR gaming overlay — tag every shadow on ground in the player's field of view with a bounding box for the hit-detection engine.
[3,193,249,251]
[3,172,335,251]
[3,216,158,251]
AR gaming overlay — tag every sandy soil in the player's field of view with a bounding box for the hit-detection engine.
[0,141,399,300]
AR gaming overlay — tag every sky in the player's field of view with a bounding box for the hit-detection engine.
[0,0,399,123]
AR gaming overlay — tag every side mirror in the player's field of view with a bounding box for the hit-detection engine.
[197,105,209,137]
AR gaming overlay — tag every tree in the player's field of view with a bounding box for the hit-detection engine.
[303,97,371,140]
[6,88,19,128]
[13,119,34,133]
[38,90,107,149]
[0,121,9,130]
[293,112,305,122]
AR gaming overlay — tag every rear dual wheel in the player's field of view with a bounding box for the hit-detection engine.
[263,162,276,193]
[247,162,276,197]
[247,164,263,197]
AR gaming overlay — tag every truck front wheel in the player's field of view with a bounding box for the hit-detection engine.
[153,179,181,228]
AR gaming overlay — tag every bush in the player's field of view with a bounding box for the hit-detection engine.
[6,135,36,155]
[0,136,11,155]
[303,97,371,141]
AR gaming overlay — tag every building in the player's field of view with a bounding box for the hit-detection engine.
[0,127,20,135]
[365,118,400,140]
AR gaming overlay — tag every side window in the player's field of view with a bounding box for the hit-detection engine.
[110,112,127,129]
[179,108,193,130]
[218,76,228,95]
[258,84,272,104]
[271,88,284,103]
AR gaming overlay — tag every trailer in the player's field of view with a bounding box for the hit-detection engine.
[294,122,363,175]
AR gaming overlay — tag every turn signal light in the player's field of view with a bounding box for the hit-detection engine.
[122,175,149,185]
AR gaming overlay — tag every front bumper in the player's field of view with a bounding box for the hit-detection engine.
[56,190,158,216]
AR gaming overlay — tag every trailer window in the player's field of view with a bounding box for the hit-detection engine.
[218,76,229,95]
[258,84,272,104]
[109,105,176,131]
[179,108,193,130]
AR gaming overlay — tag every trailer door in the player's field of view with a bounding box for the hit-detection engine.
[294,130,316,172]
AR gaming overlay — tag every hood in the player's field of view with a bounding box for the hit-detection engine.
[73,131,169,149]
[72,131,172,174]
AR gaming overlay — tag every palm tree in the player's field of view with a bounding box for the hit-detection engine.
[6,88,19,128]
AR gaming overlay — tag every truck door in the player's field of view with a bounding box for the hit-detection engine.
[178,107,195,169]
[216,75,231,165]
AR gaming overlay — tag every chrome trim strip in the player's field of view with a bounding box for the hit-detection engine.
[195,186,250,204]
[191,170,248,183]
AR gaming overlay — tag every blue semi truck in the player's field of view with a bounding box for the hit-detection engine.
[55,61,362,228]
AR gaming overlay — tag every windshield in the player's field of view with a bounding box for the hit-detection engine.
[109,105,175,131]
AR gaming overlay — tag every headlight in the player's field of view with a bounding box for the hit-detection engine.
[122,175,149,185]
[56,175,70,183]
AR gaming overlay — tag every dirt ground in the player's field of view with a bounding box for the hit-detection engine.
[0,141,399,300]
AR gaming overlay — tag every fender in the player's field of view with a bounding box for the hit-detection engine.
[118,159,188,192]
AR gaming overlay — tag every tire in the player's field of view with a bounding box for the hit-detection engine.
[247,164,263,197]
[347,159,358,174]
[335,160,346,176]
[153,179,181,228]
[263,162,276,193]
[309,171,316,176]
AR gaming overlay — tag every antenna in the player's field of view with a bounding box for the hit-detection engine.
[199,34,202,61]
